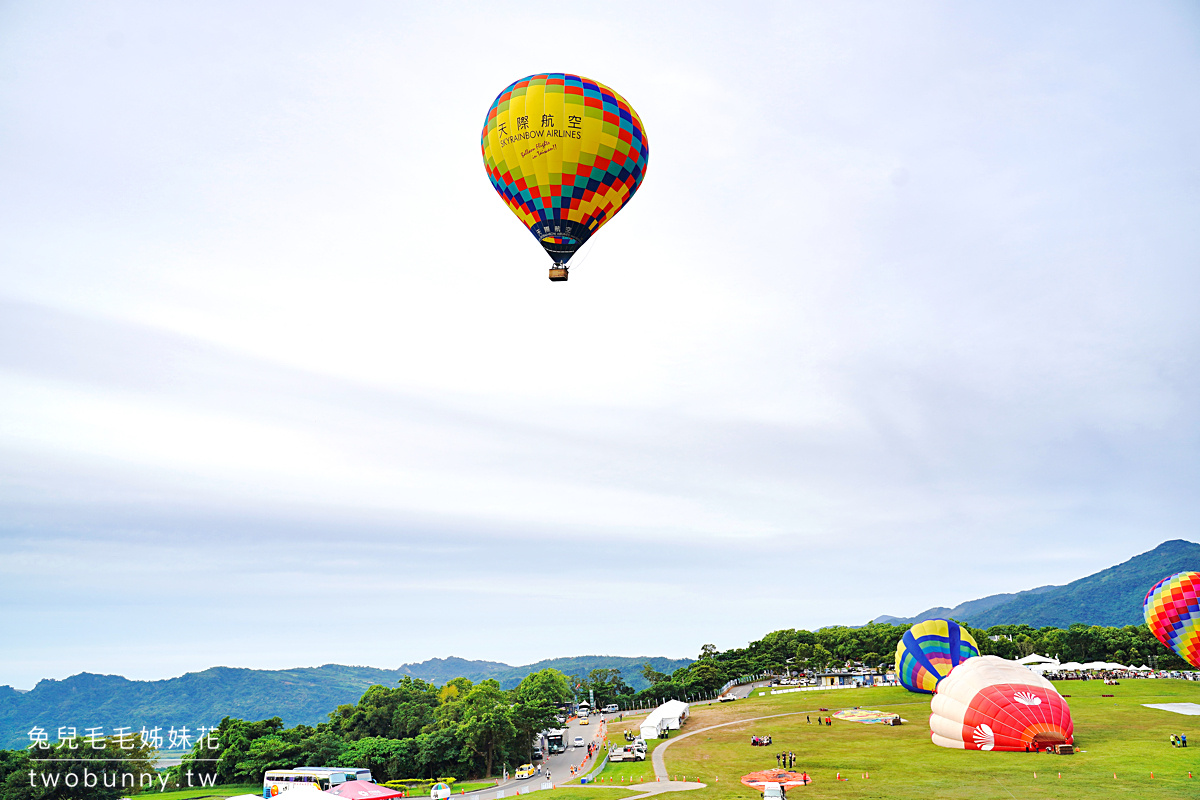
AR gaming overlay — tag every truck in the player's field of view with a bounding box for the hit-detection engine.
[607,746,645,762]
[546,729,567,755]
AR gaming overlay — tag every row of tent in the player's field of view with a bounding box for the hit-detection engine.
[1014,654,1156,673]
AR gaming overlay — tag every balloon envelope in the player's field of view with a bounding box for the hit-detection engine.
[481,74,649,267]
[895,619,980,694]
[1143,571,1200,668]
[930,656,1074,752]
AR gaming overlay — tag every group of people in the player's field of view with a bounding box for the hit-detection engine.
[750,735,773,746]
[806,715,832,726]
[1170,733,1188,747]
[774,751,796,768]
[623,731,638,742]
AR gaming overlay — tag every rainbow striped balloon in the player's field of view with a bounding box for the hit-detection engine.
[1144,572,1200,669]
[896,619,980,694]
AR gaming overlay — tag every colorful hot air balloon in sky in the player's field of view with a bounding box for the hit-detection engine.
[930,655,1074,752]
[481,73,649,281]
[895,619,980,694]
[1144,571,1200,668]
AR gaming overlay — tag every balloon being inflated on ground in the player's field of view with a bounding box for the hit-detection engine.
[895,619,981,694]
[1143,571,1200,668]
[929,656,1074,752]
[481,73,649,282]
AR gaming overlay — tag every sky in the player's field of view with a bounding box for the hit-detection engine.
[1,1,1198,691]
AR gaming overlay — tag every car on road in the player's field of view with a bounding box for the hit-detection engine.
[718,694,737,702]
[579,715,589,724]
[573,737,585,748]
[531,747,543,761]
[602,704,619,713]
[515,765,535,780]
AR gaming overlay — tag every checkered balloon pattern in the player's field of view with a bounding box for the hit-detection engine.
[481,74,649,265]
[1144,571,1200,668]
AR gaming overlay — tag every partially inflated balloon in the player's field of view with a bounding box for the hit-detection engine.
[1144,571,1200,668]
[930,656,1073,752]
[896,619,980,694]
[481,74,649,281]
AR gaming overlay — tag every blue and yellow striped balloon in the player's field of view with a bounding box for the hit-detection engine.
[895,619,979,694]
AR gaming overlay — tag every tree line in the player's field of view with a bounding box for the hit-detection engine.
[1,621,1189,800]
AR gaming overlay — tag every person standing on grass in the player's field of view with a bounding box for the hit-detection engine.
[775,753,781,766]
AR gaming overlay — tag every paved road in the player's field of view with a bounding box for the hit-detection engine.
[462,713,610,799]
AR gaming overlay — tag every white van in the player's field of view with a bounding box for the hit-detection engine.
[762,782,786,800]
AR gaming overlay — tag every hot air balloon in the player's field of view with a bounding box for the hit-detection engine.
[481,74,649,281]
[1144,571,1200,668]
[895,619,980,694]
[930,655,1074,752]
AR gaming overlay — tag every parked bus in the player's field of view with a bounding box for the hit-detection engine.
[545,729,567,755]
[263,768,372,795]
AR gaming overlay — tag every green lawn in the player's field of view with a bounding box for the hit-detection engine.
[134,784,260,800]
[565,717,660,786]
[455,781,500,792]
[535,790,637,800]
[658,679,1200,798]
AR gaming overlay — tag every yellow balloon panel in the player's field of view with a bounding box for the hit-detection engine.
[481,74,649,264]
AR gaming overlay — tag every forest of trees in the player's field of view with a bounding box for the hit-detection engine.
[1,621,1190,799]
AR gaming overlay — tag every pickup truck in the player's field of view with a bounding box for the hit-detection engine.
[607,746,646,762]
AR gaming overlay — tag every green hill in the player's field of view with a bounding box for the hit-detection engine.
[0,655,690,749]
[875,539,1200,629]
[968,539,1200,627]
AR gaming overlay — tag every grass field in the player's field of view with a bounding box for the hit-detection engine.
[536,790,637,800]
[137,784,260,800]
[592,679,1200,798]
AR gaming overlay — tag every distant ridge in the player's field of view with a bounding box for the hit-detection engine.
[0,655,690,749]
[872,585,1058,626]
[874,539,1200,629]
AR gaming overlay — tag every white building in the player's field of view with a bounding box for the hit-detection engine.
[639,700,690,740]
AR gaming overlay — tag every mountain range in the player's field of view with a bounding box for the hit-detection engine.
[873,539,1200,628]
[4,539,1196,751]
[0,655,690,749]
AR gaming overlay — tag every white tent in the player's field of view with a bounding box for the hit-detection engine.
[1058,662,1084,671]
[1016,653,1059,666]
[1135,664,1153,671]
[639,700,690,740]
